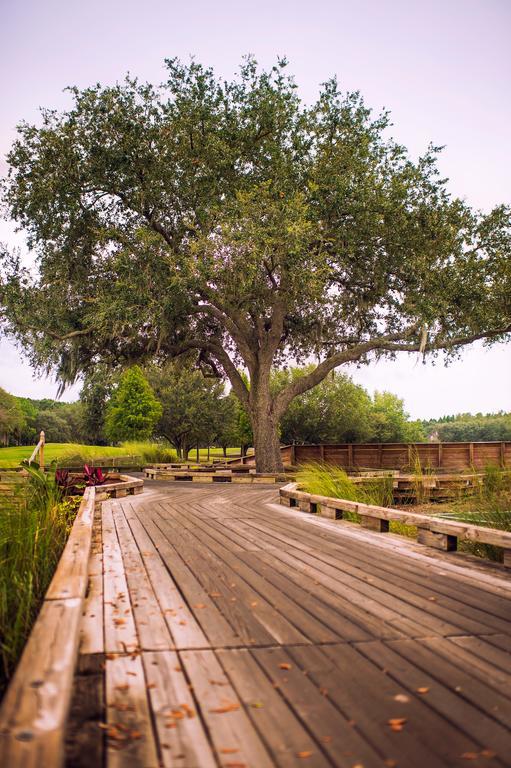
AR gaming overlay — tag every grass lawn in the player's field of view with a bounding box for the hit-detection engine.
[0,443,132,468]
[0,443,251,468]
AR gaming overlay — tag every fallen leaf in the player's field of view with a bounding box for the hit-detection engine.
[220,748,240,754]
[394,694,410,703]
[210,702,240,714]
[115,684,130,692]
[461,753,479,761]
[181,703,195,718]
[297,751,313,759]
[194,603,206,609]
[388,717,407,732]
[417,687,429,694]
[250,701,264,708]
[279,663,292,670]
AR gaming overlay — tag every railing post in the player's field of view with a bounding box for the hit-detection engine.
[39,430,45,471]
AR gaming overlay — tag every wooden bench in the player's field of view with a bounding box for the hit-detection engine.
[143,467,283,483]
[280,482,511,567]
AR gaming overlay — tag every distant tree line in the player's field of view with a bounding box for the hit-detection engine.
[2,366,509,452]
[423,412,511,442]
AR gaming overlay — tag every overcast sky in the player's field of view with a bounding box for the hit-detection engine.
[0,0,510,418]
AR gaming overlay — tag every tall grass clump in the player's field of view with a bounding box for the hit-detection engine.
[0,470,78,697]
[297,462,394,509]
[296,462,414,534]
[437,465,511,561]
[119,441,177,464]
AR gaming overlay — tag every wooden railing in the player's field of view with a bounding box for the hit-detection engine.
[0,474,143,767]
[280,482,511,567]
[27,430,45,469]
[242,441,511,471]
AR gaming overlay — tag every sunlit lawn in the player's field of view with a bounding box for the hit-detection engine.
[0,443,251,468]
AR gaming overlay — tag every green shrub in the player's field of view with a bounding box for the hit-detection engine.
[0,478,79,695]
[119,441,177,464]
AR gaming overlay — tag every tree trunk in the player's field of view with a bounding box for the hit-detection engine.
[223,446,227,458]
[250,373,283,473]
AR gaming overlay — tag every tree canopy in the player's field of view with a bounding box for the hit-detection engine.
[146,361,225,457]
[0,387,25,444]
[1,58,509,470]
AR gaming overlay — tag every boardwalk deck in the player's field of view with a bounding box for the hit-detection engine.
[65,482,511,768]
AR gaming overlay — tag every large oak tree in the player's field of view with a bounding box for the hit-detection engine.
[1,58,510,471]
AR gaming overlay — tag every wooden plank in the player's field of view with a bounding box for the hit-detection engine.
[249,549,403,641]
[150,505,282,647]
[357,639,511,760]
[46,488,95,600]
[217,648,331,767]
[122,502,209,649]
[253,646,383,767]
[0,598,82,768]
[449,635,511,675]
[111,502,173,651]
[392,638,511,729]
[180,649,275,767]
[270,507,511,624]
[289,643,458,767]
[142,651,216,768]
[79,504,104,655]
[173,503,327,645]
[418,636,511,701]
[105,653,159,768]
[102,503,139,654]
[251,514,510,637]
[134,508,241,648]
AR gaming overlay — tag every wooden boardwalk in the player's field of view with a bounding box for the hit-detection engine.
[68,482,511,768]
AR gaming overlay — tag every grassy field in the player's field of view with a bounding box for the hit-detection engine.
[0,442,250,468]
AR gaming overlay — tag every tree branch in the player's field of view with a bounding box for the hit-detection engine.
[273,322,511,418]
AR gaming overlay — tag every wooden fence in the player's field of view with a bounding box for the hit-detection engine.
[242,441,511,471]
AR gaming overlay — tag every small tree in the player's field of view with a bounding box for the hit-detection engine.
[104,366,161,443]
[274,367,373,444]
[147,362,224,458]
[1,59,509,470]
[0,387,25,445]
[80,365,115,444]
[370,392,426,443]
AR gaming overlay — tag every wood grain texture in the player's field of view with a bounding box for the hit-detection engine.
[16,481,511,768]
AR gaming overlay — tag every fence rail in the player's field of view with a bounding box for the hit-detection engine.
[241,441,511,471]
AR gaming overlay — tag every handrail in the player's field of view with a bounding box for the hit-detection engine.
[280,482,511,566]
[28,430,45,469]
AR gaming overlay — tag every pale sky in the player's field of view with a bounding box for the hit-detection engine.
[0,0,510,418]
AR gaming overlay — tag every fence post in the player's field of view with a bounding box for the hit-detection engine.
[39,430,45,471]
